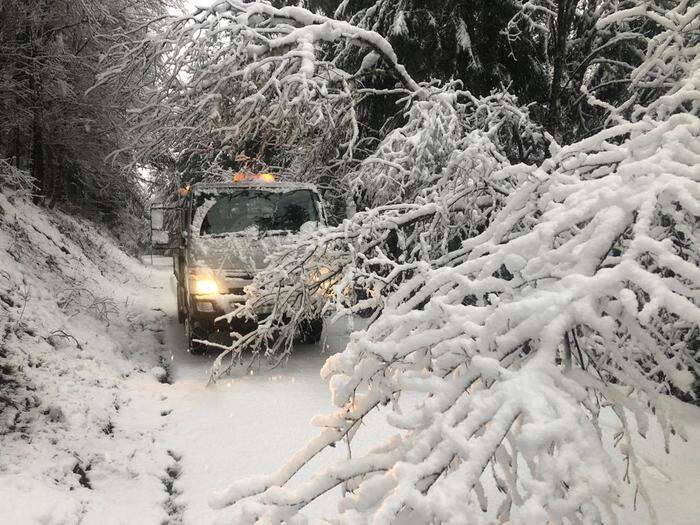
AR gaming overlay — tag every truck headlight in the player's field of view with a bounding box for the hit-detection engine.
[193,277,220,295]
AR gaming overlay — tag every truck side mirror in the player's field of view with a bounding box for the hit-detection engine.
[151,206,171,249]
[152,229,170,246]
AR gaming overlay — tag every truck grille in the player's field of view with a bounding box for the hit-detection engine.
[223,270,254,279]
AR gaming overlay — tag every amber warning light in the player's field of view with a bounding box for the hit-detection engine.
[232,172,276,183]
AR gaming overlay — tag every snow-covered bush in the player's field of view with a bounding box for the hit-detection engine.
[0,159,35,194]
[208,2,700,523]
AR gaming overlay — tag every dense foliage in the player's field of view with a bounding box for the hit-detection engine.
[305,0,651,146]
[0,0,168,228]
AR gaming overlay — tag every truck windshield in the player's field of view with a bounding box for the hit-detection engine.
[194,189,319,236]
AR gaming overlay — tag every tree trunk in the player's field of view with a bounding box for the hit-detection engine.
[47,149,61,209]
[30,114,45,204]
[28,22,46,204]
[548,0,575,141]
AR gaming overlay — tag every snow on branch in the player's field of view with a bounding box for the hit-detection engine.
[214,104,700,525]
[212,0,421,91]
[208,3,700,522]
[208,92,543,379]
[350,89,547,209]
[93,0,425,170]
[592,1,700,123]
[503,0,557,43]
[0,159,35,194]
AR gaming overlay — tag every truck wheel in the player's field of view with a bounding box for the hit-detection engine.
[176,284,185,324]
[184,314,205,354]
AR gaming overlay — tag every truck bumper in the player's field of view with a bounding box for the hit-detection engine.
[188,294,269,333]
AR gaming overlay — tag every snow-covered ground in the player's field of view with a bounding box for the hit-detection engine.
[105,256,360,524]
[0,192,698,524]
[0,188,358,523]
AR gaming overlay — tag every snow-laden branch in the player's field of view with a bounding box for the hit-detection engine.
[208,2,700,522]
[216,109,700,525]
[207,0,422,92]
[93,0,427,172]
[208,92,543,380]
[0,159,35,194]
[593,1,700,124]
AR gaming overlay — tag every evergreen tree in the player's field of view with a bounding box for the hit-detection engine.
[0,0,168,216]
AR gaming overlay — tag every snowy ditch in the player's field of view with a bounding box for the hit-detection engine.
[0,191,698,524]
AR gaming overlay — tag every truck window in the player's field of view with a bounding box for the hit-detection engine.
[195,189,319,235]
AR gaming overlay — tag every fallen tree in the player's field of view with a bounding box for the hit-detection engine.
[208,2,700,523]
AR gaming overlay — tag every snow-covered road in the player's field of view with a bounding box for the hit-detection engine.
[101,256,353,524]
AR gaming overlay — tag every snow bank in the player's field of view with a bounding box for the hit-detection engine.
[0,190,173,523]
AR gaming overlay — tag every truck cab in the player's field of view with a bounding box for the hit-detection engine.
[152,174,326,351]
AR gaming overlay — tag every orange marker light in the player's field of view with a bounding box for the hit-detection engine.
[232,172,246,182]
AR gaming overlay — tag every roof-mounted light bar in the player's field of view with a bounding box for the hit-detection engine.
[231,172,276,183]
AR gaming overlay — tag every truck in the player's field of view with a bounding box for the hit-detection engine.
[150,173,326,352]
